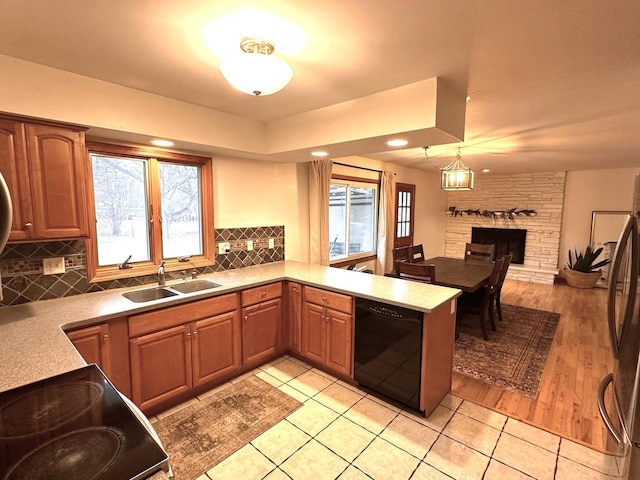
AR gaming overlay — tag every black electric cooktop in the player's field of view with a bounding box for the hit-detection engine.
[0,364,169,480]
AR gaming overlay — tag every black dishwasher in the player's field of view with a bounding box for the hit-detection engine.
[354,298,423,410]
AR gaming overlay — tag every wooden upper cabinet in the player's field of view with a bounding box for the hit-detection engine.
[0,119,34,241]
[25,123,88,239]
[0,116,89,242]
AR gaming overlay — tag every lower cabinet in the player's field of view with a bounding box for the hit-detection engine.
[286,282,303,354]
[66,317,131,397]
[128,294,240,412]
[301,286,354,377]
[241,283,283,366]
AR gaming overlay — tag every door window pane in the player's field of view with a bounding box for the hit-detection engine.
[91,155,150,266]
[159,163,203,259]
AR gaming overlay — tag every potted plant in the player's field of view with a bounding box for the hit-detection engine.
[564,246,611,288]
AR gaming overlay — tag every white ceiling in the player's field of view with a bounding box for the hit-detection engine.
[0,0,639,174]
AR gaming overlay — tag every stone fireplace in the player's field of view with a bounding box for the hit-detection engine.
[471,227,527,264]
[445,172,566,284]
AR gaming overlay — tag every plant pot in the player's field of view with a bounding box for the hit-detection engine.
[564,267,602,288]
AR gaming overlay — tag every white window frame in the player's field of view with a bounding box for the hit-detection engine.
[329,179,379,263]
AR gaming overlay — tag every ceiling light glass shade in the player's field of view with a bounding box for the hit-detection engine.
[441,150,474,190]
[219,52,293,96]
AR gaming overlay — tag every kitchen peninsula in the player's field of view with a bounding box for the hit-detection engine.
[0,261,460,416]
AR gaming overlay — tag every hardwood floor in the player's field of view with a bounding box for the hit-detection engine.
[451,279,619,453]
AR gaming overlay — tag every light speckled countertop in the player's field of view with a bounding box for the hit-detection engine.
[0,260,460,393]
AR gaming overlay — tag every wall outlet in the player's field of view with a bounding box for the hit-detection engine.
[247,240,254,251]
[218,242,231,255]
[268,238,275,249]
[43,257,66,275]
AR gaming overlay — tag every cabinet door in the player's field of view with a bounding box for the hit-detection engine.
[0,119,34,241]
[325,309,353,377]
[302,302,326,365]
[287,282,303,353]
[130,324,192,411]
[241,298,281,366]
[25,124,89,239]
[67,323,112,374]
[192,311,241,387]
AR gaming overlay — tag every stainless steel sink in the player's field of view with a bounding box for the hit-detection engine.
[169,279,221,294]
[122,287,178,303]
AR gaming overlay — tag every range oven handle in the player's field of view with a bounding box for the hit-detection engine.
[598,373,623,445]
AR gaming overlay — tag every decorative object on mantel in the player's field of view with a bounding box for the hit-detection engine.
[441,148,475,191]
[564,245,610,288]
[448,206,537,220]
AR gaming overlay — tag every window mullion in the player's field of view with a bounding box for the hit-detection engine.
[345,187,351,257]
[147,158,163,264]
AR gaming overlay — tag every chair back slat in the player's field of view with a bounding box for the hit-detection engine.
[408,244,425,263]
[486,257,505,292]
[397,262,436,283]
[464,242,496,262]
[497,253,513,288]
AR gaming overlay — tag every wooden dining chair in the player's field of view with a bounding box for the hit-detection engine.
[392,246,410,275]
[495,253,513,322]
[408,244,425,263]
[457,257,504,340]
[464,242,496,262]
[397,262,436,284]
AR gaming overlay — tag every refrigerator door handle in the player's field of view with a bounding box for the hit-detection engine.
[598,373,624,444]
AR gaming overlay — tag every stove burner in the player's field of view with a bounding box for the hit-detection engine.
[0,381,104,439]
[3,426,125,480]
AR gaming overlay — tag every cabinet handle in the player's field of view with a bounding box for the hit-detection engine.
[186,332,191,337]
[322,297,327,302]
[262,291,267,296]
[25,222,32,229]
[103,334,109,341]
[193,331,198,336]
[244,315,248,321]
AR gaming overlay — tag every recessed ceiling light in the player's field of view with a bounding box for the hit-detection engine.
[465,95,472,102]
[482,168,491,173]
[386,139,408,147]
[151,139,174,147]
[311,151,328,157]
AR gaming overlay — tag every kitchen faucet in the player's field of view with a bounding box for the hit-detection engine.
[157,261,166,286]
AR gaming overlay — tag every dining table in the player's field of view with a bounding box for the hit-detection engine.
[417,256,494,293]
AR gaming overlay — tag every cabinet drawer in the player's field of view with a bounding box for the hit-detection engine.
[304,286,353,314]
[129,293,238,337]
[241,282,282,307]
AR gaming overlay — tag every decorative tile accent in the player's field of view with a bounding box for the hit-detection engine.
[0,225,285,306]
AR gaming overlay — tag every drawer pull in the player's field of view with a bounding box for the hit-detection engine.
[244,315,248,321]
[103,334,109,341]
[322,297,327,302]
[25,222,32,229]
[262,291,267,296]
[186,332,191,338]
[193,331,198,336]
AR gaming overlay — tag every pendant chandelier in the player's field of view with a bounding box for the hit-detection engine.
[441,148,474,191]
[219,37,293,96]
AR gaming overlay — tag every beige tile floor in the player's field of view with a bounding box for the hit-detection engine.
[156,356,620,480]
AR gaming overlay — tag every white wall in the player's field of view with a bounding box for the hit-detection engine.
[560,168,638,269]
[213,157,309,262]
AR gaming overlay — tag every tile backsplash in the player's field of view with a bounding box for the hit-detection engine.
[0,225,285,306]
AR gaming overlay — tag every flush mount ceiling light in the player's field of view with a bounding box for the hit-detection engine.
[441,148,475,191]
[219,37,293,96]
[150,139,174,147]
[386,139,408,147]
[311,150,329,157]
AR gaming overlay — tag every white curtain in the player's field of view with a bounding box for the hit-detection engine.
[309,159,333,265]
[376,170,396,274]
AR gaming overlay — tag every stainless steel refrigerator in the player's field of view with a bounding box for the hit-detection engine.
[598,214,640,479]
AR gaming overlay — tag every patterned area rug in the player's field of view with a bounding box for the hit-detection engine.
[153,375,302,480]
[453,304,561,399]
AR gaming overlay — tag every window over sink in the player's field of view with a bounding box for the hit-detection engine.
[86,142,214,282]
[329,179,378,262]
